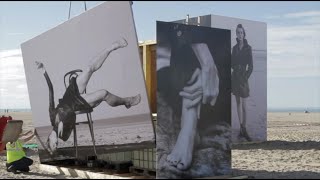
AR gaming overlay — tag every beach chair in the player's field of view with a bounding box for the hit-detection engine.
[64,70,97,159]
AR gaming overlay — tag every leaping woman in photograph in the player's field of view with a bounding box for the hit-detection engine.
[35,38,141,154]
[231,24,253,141]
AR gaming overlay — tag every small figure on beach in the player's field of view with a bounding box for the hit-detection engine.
[6,128,35,174]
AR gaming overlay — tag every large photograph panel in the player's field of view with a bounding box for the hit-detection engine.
[211,15,267,143]
[21,1,155,162]
[156,21,231,178]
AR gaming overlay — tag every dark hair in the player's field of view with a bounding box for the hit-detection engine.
[236,24,246,39]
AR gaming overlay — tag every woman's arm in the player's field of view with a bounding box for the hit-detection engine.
[231,47,236,72]
[191,43,219,106]
[157,46,171,71]
[245,47,253,80]
[36,61,56,126]
[43,71,55,111]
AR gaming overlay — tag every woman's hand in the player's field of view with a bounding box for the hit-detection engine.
[191,43,219,106]
[179,68,203,119]
[179,68,203,109]
[201,66,219,106]
[35,61,46,74]
[35,61,44,69]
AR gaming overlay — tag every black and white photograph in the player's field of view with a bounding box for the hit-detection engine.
[20,1,155,162]
[210,15,267,143]
[173,14,267,143]
[156,21,231,178]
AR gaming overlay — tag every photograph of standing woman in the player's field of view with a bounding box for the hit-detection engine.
[231,24,253,141]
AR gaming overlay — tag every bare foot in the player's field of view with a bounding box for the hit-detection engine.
[124,94,141,109]
[167,130,200,171]
[111,38,128,50]
[166,98,199,171]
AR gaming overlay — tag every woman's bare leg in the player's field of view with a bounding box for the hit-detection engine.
[235,95,243,133]
[241,97,251,141]
[76,38,128,94]
[79,90,141,110]
[166,98,200,171]
[242,98,247,127]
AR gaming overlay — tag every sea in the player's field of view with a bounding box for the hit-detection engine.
[0,109,32,113]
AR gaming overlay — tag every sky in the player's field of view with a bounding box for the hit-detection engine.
[0,1,319,110]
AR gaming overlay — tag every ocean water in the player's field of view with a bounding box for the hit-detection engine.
[268,108,320,112]
[0,109,32,113]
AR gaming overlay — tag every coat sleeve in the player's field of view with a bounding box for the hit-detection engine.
[245,46,253,79]
[231,46,236,70]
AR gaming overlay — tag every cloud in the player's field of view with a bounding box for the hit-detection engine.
[267,10,320,78]
[265,10,320,19]
[17,84,27,89]
[7,33,24,36]
[0,49,30,109]
[0,88,8,92]
[0,49,22,59]
[284,11,320,18]
[264,15,281,19]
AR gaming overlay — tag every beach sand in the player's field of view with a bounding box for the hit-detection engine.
[35,113,155,162]
[36,114,154,149]
[0,112,81,179]
[1,112,320,179]
[232,112,320,179]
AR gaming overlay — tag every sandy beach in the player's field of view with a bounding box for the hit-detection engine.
[232,112,320,179]
[35,113,155,162]
[1,112,320,179]
[0,112,81,179]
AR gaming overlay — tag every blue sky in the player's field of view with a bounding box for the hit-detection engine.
[0,1,319,109]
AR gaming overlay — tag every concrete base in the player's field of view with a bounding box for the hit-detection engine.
[38,164,153,179]
[38,164,248,179]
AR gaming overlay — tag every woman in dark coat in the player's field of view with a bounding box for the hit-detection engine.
[231,24,253,141]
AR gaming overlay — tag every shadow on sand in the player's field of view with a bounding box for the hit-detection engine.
[233,169,320,179]
[232,140,320,151]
